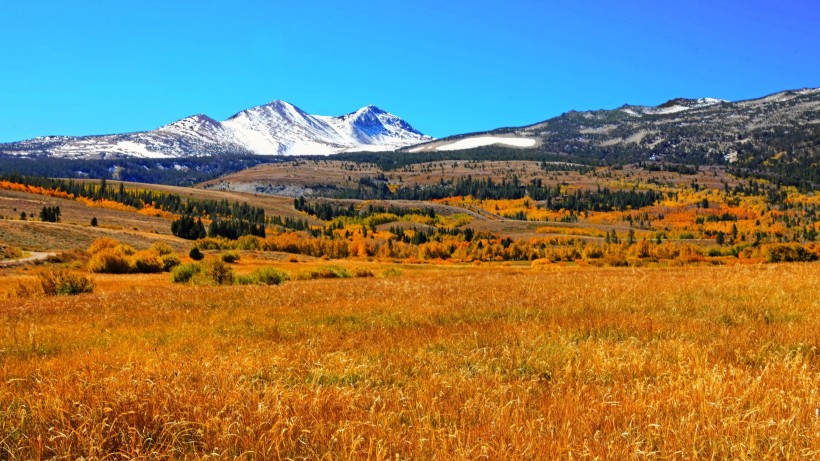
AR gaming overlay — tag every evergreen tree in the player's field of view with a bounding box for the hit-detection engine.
[39,206,61,222]
[189,247,204,261]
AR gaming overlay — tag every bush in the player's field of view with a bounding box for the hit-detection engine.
[192,259,234,286]
[380,267,403,277]
[88,248,133,273]
[150,241,174,256]
[189,247,204,261]
[352,267,374,278]
[171,262,201,283]
[236,267,290,286]
[195,237,235,250]
[765,243,818,263]
[706,247,724,257]
[43,270,95,295]
[16,269,94,297]
[296,265,351,280]
[88,237,120,255]
[602,254,629,267]
[132,250,165,273]
[161,253,181,271]
[221,252,240,263]
[236,235,262,250]
[115,244,136,256]
[1,244,23,260]
[46,249,88,266]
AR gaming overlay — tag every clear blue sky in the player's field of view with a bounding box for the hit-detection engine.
[1,0,818,142]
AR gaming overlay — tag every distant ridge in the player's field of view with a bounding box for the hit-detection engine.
[0,101,433,159]
[406,88,819,170]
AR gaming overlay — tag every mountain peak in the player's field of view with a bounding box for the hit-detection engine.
[0,96,435,158]
[617,97,728,117]
[360,104,386,114]
[658,97,725,109]
[265,99,297,109]
[215,100,431,156]
[158,113,222,133]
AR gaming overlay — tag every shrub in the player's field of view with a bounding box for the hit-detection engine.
[352,267,374,278]
[161,253,182,271]
[88,237,120,255]
[43,270,95,295]
[195,237,235,250]
[296,265,351,280]
[221,252,240,263]
[1,244,23,260]
[236,235,262,251]
[150,241,174,256]
[706,247,724,257]
[189,247,204,261]
[765,243,818,263]
[602,254,629,267]
[46,249,88,266]
[237,267,290,286]
[115,244,136,256]
[171,263,201,283]
[88,248,133,273]
[192,259,234,286]
[132,250,165,273]
[16,269,95,297]
[380,267,403,277]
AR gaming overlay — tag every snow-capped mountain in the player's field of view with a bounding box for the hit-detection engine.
[0,101,432,159]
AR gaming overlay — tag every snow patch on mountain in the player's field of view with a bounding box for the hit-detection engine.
[410,136,537,152]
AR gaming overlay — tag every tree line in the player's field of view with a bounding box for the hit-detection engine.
[1,174,267,225]
[316,175,662,212]
[294,197,438,221]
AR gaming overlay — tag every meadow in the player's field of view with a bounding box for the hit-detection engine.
[1,262,819,459]
[0,168,818,459]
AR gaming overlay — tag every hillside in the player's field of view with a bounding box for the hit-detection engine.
[399,88,820,188]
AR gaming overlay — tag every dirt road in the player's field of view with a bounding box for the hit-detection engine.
[0,252,55,268]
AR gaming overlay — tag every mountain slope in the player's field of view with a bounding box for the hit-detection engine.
[0,102,432,159]
[407,88,820,171]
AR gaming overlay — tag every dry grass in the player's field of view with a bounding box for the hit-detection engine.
[0,189,172,235]
[0,183,311,253]
[1,263,819,459]
[0,188,184,252]
[205,160,737,192]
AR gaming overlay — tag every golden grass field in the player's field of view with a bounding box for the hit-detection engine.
[1,262,819,459]
[0,170,818,459]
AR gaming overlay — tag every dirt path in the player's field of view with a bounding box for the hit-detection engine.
[0,251,55,268]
